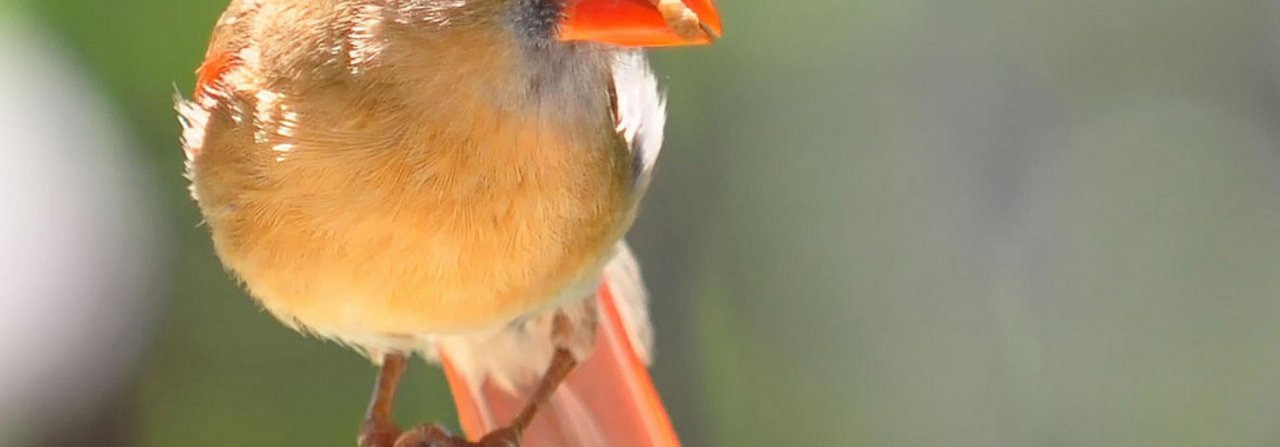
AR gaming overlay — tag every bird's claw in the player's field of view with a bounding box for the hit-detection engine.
[476,427,520,447]
[385,424,519,447]
[357,419,402,447]
[392,423,461,447]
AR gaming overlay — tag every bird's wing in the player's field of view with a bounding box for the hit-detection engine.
[611,51,668,195]
[176,0,259,165]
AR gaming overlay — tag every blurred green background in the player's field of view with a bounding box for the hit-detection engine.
[3,0,1280,446]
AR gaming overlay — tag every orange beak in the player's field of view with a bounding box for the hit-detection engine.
[559,0,723,48]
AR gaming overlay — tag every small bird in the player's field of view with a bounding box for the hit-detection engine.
[177,0,721,446]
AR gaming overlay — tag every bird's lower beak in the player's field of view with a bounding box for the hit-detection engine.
[559,0,723,48]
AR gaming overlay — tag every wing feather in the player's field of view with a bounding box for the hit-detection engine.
[610,51,667,193]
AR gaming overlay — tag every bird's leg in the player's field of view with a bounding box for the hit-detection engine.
[476,350,579,446]
[351,352,469,447]
[397,347,579,447]
[474,313,583,447]
[358,353,409,447]
[396,313,585,447]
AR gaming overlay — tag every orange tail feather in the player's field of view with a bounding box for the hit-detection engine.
[441,283,680,447]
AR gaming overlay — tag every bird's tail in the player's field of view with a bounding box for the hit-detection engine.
[439,247,680,447]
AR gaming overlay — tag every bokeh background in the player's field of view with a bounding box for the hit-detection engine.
[4,0,1280,445]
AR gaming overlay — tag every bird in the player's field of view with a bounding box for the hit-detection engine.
[176,0,721,446]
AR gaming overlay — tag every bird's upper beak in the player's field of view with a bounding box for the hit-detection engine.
[559,0,723,48]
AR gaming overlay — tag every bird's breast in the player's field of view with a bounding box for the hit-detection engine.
[191,84,632,338]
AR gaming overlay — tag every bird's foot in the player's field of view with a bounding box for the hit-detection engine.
[474,427,520,447]
[392,423,458,447]
[391,424,518,447]
[357,419,402,447]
